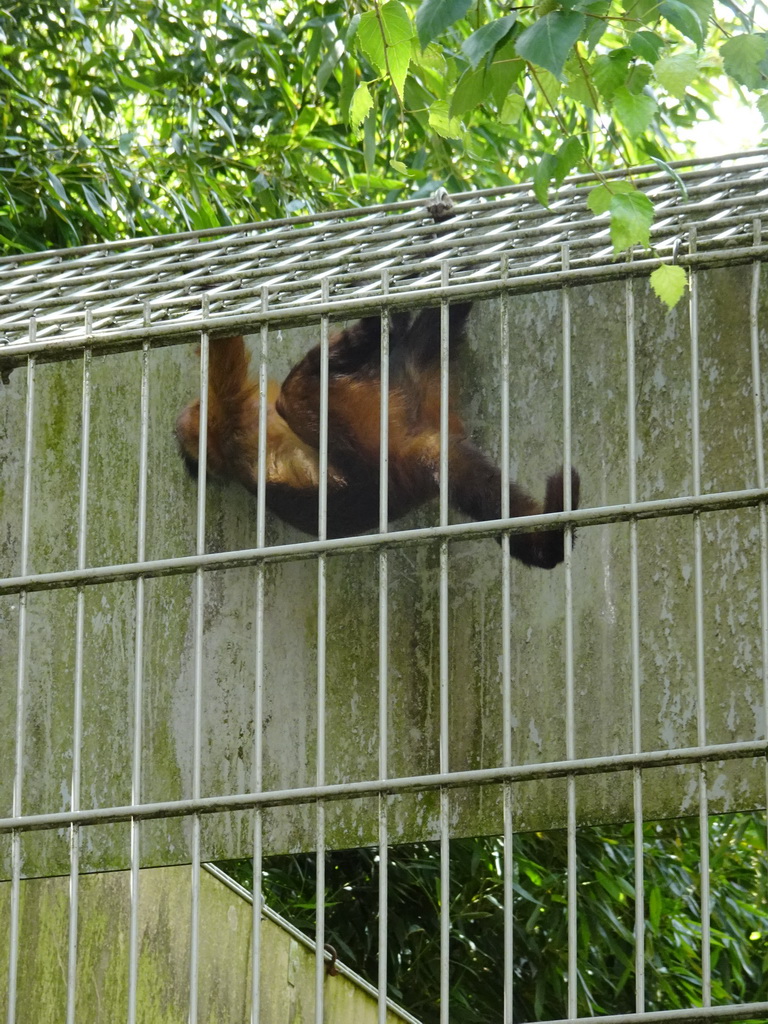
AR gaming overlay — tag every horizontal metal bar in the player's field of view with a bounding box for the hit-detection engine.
[536,1002,768,1024]
[1,739,764,836]
[202,864,424,1024]
[1,485,767,596]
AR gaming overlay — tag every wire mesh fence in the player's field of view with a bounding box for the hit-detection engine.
[1,151,767,1023]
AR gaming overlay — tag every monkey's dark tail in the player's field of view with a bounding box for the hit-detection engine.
[510,467,580,569]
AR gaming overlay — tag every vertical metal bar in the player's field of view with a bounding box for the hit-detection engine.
[688,230,711,1008]
[7,327,36,1024]
[189,314,210,1024]
[626,278,646,1012]
[378,272,391,1024]
[315,279,330,1024]
[748,220,768,896]
[439,263,451,1024]
[499,263,515,1024]
[251,294,270,1024]
[127,321,151,1024]
[66,314,93,1024]
[561,244,578,1021]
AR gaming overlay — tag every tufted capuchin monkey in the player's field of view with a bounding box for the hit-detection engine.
[176,304,579,567]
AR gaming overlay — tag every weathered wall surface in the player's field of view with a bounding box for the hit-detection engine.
[0,865,409,1024]
[1,266,766,877]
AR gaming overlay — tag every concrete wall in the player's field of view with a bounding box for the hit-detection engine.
[1,268,766,877]
[0,865,412,1023]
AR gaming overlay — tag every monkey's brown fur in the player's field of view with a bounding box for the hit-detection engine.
[176,305,579,567]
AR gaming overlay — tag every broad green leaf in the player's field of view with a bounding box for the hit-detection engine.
[587,179,636,214]
[654,52,698,99]
[610,189,654,251]
[349,82,374,130]
[451,66,488,117]
[758,92,768,123]
[487,40,525,104]
[612,85,657,136]
[622,0,661,26]
[593,49,632,103]
[428,99,464,138]
[515,12,586,80]
[390,159,408,173]
[625,62,652,93]
[535,69,562,104]
[500,92,525,122]
[651,263,687,308]
[358,2,413,98]
[659,0,704,46]
[411,40,447,77]
[461,14,517,68]
[720,34,768,90]
[564,55,597,107]
[415,0,472,48]
[629,30,666,62]
[555,136,583,181]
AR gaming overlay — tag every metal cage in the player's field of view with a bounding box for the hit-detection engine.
[1,150,767,1024]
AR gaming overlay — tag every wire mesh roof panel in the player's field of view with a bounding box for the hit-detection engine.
[1,149,768,359]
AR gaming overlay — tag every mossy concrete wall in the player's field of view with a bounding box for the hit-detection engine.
[0,865,410,1024]
[1,267,766,878]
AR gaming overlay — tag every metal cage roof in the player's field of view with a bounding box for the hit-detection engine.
[1,148,768,365]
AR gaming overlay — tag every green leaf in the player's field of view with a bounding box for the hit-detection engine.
[648,156,689,198]
[358,1,413,98]
[461,14,517,68]
[451,66,488,117]
[533,152,560,206]
[629,30,666,62]
[564,55,597,107]
[651,264,687,308]
[515,12,586,80]
[47,170,69,205]
[626,62,652,93]
[653,52,698,99]
[205,107,236,145]
[363,108,376,172]
[720,34,768,90]
[623,0,662,26]
[349,82,374,130]
[659,0,704,46]
[587,179,636,214]
[487,40,525,103]
[593,49,632,103]
[610,189,654,252]
[556,136,583,181]
[415,0,472,48]
[428,99,464,138]
[758,93,768,123]
[118,131,136,156]
[612,85,657,136]
[535,69,562,104]
[500,92,525,122]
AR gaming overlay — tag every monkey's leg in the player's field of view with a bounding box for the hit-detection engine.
[447,437,579,569]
